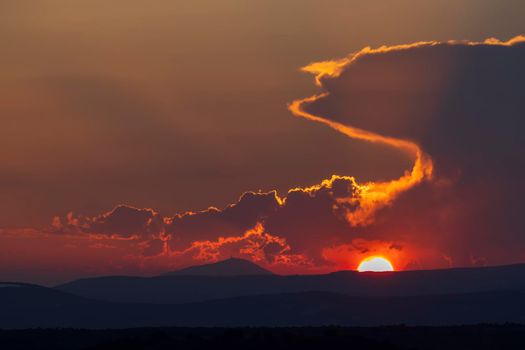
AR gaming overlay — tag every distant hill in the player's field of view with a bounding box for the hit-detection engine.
[0,282,96,308]
[163,258,274,277]
[3,283,525,328]
[57,263,525,304]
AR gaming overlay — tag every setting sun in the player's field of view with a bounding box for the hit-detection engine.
[357,257,394,272]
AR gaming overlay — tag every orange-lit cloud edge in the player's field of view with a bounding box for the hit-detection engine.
[287,36,520,225]
[283,35,524,271]
[5,35,525,280]
[179,35,525,231]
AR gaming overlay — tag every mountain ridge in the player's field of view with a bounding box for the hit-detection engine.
[56,261,525,304]
[162,257,274,277]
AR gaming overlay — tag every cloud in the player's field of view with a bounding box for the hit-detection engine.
[46,35,525,275]
[169,222,309,267]
[52,205,164,238]
[301,35,525,267]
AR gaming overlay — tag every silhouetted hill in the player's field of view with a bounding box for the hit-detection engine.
[163,257,274,277]
[57,263,525,304]
[0,282,96,308]
[3,284,525,328]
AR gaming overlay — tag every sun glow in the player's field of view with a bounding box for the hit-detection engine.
[357,256,394,272]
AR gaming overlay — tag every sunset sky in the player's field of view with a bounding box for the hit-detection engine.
[1,0,525,285]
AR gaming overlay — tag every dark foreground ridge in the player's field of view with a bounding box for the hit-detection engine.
[2,283,525,328]
[2,325,525,350]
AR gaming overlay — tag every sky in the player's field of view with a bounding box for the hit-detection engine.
[1,1,525,285]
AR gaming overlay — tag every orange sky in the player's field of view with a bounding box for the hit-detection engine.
[1,1,525,285]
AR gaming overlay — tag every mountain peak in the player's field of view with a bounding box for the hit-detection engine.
[163,258,274,277]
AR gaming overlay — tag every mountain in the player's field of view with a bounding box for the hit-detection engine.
[3,283,525,328]
[57,263,525,304]
[163,257,274,277]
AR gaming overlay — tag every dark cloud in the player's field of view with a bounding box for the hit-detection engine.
[303,37,525,266]
[89,205,164,238]
[167,191,282,245]
[53,205,164,238]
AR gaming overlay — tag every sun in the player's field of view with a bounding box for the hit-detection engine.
[357,256,394,272]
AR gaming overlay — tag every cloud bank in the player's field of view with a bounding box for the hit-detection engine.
[5,35,525,281]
